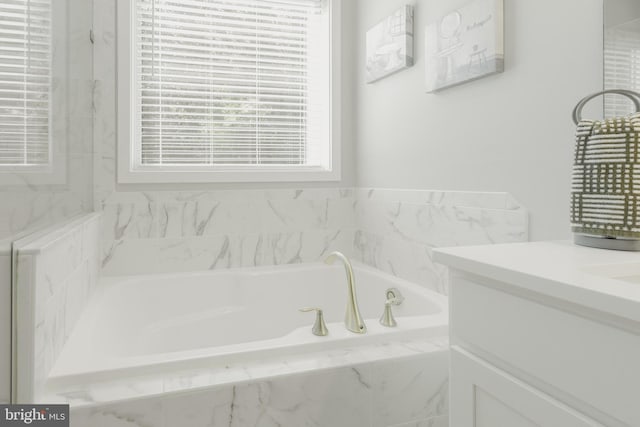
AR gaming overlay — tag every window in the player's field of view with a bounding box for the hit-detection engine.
[604,21,640,117]
[0,0,51,171]
[117,0,340,183]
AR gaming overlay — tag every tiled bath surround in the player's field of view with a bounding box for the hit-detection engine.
[13,214,101,402]
[100,189,356,276]
[99,188,528,296]
[68,341,449,427]
[354,189,528,294]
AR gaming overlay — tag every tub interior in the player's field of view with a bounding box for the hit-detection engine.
[50,262,447,384]
[88,264,441,356]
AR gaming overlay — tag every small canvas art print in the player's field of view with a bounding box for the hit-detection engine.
[366,5,414,84]
[425,0,504,92]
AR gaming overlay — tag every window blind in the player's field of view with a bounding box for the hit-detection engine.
[0,0,51,167]
[135,0,328,167]
[604,21,640,118]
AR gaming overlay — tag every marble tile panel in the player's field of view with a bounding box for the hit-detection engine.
[70,398,164,427]
[371,352,449,427]
[15,214,101,402]
[101,235,264,276]
[392,416,449,427]
[264,229,355,266]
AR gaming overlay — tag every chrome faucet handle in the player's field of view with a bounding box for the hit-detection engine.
[299,307,329,336]
[380,301,397,328]
[380,289,403,327]
[385,288,404,305]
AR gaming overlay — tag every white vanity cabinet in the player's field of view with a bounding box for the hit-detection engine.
[434,241,640,427]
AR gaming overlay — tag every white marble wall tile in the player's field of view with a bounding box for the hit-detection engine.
[101,191,158,206]
[48,338,448,409]
[63,261,90,340]
[357,201,527,246]
[15,214,101,402]
[39,228,84,294]
[101,202,157,240]
[371,352,449,427]
[264,229,355,266]
[353,230,384,268]
[100,202,157,267]
[100,239,160,276]
[392,416,449,427]
[157,190,267,204]
[102,235,264,276]
[71,398,164,427]
[354,232,448,294]
[96,187,526,292]
[356,188,517,209]
[262,198,330,232]
[159,200,263,238]
[328,197,357,229]
[72,366,374,427]
[231,367,373,427]
[353,190,528,293]
[262,188,353,201]
[0,192,84,240]
[99,188,358,275]
[92,0,117,208]
[103,230,356,275]
[66,344,448,427]
[41,288,66,393]
[162,388,234,427]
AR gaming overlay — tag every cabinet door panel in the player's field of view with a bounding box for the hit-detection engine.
[451,347,603,427]
[450,273,640,426]
[476,389,537,427]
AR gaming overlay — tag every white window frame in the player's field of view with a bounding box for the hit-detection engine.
[116,0,341,184]
[0,0,66,186]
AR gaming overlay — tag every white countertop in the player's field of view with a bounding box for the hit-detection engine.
[434,241,640,324]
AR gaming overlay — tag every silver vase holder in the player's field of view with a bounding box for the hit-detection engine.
[574,234,640,252]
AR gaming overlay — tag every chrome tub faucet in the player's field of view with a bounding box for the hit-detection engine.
[380,288,404,328]
[324,251,367,334]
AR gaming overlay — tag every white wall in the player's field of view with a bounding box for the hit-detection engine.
[354,0,604,241]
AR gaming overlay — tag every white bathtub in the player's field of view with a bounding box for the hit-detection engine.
[48,262,447,387]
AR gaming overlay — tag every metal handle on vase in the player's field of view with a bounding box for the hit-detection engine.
[572,89,640,125]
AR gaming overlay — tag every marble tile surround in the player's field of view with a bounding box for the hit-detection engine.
[14,213,101,402]
[100,189,357,276]
[68,340,450,427]
[85,4,525,424]
[99,188,528,295]
[354,189,529,294]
